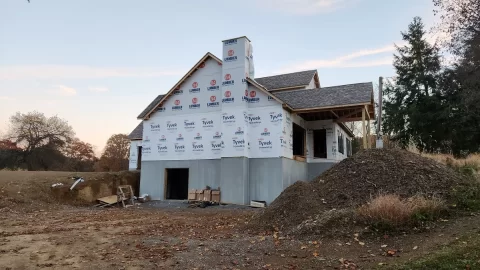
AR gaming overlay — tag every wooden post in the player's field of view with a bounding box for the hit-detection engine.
[367,120,371,149]
[362,108,367,149]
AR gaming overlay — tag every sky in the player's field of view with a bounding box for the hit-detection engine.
[0,0,440,154]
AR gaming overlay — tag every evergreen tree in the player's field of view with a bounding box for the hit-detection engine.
[383,17,444,152]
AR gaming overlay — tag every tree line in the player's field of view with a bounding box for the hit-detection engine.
[0,111,130,171]
[382,0,480,157]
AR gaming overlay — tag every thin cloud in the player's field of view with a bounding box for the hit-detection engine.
[48,85,77,96]
[277,44,396,73]
[258,0,355,15]
[0,65,183,80]
[0,96,15,101]
[89,87,109,92]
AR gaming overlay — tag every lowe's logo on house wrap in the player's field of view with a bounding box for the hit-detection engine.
[156,107,166,112]
[189,97,200,109]
[173,89,183,95]
[232,139,245,148]
[222,74,234,86]
[213,132,222,139]
[235,127,244,135]
[207,96,219,107]
[174,144,185,153]
[224,49,238,62]
[222,90,234,103]
[261,128,271,136]
[223,39,237,46]
[176,134,184,141]
[242,90,259,103]
[207,80,220,91]
[194,133,202,140]
[184,120,195,130]
[159,135,167,142]
[189,82,201,94]
[172,100,182,111]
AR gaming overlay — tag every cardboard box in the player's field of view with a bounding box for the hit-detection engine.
[211,190,220,202]
[203,190,212,201]
[195,190,204,201]
[188,190,196,200]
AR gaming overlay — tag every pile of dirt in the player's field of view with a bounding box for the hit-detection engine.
[248,149,466,235]
[0,171,140,212]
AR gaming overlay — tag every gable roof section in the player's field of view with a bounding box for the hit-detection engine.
[246,78,291,109]
[139,52,222,120]
[254,70,317,91]
[274,82,373,110]
[137,95,165,119]
[128,121,143,140]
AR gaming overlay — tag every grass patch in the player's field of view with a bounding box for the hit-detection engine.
[358,195,447,231]
[392,233,480,270]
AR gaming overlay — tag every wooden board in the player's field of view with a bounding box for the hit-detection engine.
[97,195,118,205]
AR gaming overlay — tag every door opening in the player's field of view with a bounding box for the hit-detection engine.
[313,129,327,158]
[292,123,306,156]
[137,146,142,170]
[165,168,189,200]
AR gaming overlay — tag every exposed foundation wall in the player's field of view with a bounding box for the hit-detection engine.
[140,159,221,201]
[249,158,283,204]
[307,162,336,181]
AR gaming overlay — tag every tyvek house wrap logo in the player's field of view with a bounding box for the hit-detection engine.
[192,142,204,154]
[157,144,168,155]
[207,95,219,107]
[189,82,201,93]
[172,99,182,111]
[166,121,177,133]
[142,146,152,154]
[207,79,219,91]
[184,120,195,131]
[232,138,245,150]
[246,113,261,127]
[150,123,161,132]
[211,141,223,152]
[201,117,214,130]
[270,112,282,126]
[222,73,234,87]
[258,138,273,151]
[189,97,200,109]
[222,113,235,126]
[174,143,185,153]
[224,49,237,62]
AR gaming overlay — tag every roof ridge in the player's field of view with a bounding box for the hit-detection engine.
[320,82,372,89]
[256,69,317,79]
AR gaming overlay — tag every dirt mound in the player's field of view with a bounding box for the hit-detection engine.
[248,149,466,234]
[0,171,140,212]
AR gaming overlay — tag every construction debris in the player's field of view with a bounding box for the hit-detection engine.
[69,176,84,191]
[188,188,221,203]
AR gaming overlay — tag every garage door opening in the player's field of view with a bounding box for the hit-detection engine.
[165,168,189,200]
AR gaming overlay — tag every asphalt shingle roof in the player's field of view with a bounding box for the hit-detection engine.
[128,121,143,140]
[273,82,373,109]
[137,94,165,119]
[254,70,317,90]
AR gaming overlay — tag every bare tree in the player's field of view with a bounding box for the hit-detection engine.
[7,111,74,170]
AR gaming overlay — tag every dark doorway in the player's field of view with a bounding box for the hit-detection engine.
[165,168,189,200]
[137,146,142,170]
[313,129,327,158]
[292,123,306,156]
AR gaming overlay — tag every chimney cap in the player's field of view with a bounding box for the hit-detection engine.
[222,36,251,42]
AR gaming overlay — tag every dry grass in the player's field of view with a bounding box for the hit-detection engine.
[358,194,447,228]
[420,153,480,169]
